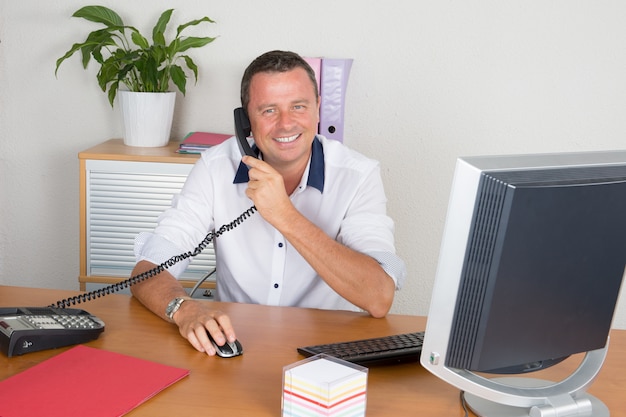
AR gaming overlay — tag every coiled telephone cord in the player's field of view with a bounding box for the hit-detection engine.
[50,206,257,309]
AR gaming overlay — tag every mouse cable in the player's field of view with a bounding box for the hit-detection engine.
[49,205,257,309]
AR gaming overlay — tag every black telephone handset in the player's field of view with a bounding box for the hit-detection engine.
[234,107,257,158]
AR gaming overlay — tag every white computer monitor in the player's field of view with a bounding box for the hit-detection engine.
[420,150,626,417]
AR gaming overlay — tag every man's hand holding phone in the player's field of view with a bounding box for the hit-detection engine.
[243,156,294,228]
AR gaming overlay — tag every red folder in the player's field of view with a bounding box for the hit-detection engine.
[177,132,232,154]
[181,131,231,146]
[0,345,189,417]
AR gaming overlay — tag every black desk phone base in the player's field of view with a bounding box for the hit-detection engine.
[0,307,105,357]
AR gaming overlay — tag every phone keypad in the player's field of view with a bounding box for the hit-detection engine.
[24,315,100,330]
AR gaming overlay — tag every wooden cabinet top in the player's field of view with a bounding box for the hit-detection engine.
[78,139,200,164]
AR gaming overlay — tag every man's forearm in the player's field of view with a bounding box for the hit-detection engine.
[275,207,395,317]
[129,260,190,321]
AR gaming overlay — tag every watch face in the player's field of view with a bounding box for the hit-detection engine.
[166,298,183,318]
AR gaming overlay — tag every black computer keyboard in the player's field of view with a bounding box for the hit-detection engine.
[297,331,424,366]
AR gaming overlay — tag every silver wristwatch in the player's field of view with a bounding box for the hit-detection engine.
[165,297,190,320]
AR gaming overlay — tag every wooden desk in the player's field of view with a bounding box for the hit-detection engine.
[1,286,624,416]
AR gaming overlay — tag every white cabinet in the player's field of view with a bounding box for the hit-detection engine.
[79,140,215,294]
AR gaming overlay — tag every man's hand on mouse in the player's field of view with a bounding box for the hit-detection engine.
[172,299,237,356]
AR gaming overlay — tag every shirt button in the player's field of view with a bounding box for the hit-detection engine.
[274,283,279,289]
[278,242,284,248]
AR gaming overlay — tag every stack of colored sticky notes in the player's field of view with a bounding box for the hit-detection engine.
[282,354,368,417]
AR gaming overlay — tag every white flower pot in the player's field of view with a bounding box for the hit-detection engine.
[118,91,176,147]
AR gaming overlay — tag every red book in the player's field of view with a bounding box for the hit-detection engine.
[178,132,232,153]
[0,345,189,417]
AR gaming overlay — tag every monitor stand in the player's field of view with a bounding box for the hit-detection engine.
[463,377,609,417]
[453,344,611,417]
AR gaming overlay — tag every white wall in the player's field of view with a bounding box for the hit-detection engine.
[1,0,625,328]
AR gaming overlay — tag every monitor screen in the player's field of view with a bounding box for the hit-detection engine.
[420,150,626,416]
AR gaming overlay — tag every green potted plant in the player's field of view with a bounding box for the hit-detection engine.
[55,5,217,147]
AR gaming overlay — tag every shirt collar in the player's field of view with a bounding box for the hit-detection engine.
[233,136,325,193]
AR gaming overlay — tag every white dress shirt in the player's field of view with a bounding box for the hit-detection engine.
[135,135,406,312]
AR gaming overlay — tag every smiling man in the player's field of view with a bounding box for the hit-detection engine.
[129,50,406,356]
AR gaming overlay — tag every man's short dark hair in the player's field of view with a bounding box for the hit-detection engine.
[240,50,319,112]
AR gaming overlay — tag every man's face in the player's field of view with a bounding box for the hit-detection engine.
[246,67,320,170]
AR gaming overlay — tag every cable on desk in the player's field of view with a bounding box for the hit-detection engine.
[460,391,474,417]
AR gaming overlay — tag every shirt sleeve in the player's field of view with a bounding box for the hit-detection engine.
[133,155,218,278]
[134,232,191,278]
[336,162,407,290]
[366,250,407,290]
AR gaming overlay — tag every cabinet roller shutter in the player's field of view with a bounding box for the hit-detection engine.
[85,160,215,281]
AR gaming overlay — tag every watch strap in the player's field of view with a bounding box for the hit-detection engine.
[166,296,191,321]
